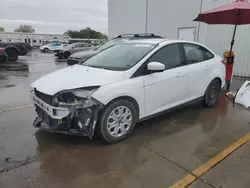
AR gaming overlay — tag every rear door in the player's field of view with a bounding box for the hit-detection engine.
[143,43,188,116]
[181,43,212,101]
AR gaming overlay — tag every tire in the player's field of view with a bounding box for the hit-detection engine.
[203,79,221,107]
[63,51,70,59]
[97,99,138,143]
[43,48,49,53]
[6,48,18,61]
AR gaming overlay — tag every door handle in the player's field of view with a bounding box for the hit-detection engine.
[176,73,185,78]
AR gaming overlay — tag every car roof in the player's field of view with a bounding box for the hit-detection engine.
[125,38,168,44]
[125,38,208,46]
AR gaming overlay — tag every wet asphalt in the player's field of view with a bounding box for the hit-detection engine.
[0,50,250,188]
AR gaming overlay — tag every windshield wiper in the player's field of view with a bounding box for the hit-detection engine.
[84,64,124,71]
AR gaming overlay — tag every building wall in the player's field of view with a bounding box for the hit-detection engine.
[108,0,147,38]
[200,0,250,77]
[108,0,250,77]
[146,0,200,40]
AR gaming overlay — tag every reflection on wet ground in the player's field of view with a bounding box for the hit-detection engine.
[0,50,250,188]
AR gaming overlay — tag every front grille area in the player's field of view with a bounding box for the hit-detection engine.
[35,90,53,105]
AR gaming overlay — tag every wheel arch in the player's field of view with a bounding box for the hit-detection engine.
[103,96,140,120]
[5,46,19,53]
[214,77,222,87]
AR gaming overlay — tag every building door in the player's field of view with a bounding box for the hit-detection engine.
[178,27,196,41]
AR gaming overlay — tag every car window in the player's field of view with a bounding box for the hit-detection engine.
[74,43,81,48]
[147,44,182,70]
[83,43,156,71]
[56,43,61,46]
[202,48,214,60]
[80,43,89,47]
[97,38,124,51]
[183,44,205,64]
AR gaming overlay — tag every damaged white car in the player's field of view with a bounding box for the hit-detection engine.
[31,39,225,143]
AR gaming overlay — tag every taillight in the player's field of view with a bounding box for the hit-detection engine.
[0,49,5,53]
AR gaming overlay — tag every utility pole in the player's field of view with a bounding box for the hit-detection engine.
[145,0,148,33]
[197,0,204,42]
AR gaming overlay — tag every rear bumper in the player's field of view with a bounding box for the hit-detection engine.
[54,50,60,56]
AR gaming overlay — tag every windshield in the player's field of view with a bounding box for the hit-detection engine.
[83,43,156,71]
[97,38,124,51]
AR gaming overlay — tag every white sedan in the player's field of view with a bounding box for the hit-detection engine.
[39,43,67,52]
[31,39,225,143]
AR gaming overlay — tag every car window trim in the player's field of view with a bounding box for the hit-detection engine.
[201,47,215,60]
[131,42,186,78]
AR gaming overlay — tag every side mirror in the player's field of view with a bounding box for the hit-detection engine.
[147,62,165,73]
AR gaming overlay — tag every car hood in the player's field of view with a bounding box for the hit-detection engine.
[31,64,125,95]
[70,50,98,59]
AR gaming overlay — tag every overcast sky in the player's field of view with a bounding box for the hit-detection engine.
[0,0,108,34]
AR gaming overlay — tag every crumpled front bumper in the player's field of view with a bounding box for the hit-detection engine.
[32,92,103,138]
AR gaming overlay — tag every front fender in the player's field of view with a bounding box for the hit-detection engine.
[92,77,145,118]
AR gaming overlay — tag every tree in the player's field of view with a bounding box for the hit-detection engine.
[0,27,5,32]
[14,25,35,33]
[64,27,107,39]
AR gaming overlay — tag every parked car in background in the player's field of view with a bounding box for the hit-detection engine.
[53,44,68,56]
[23,43,33,50]
[0,42,28,61]
[67,33,163,65]
[31,38,225,143]
[39,43,66,53]
[58,43,94,59]
[0,48,7,63]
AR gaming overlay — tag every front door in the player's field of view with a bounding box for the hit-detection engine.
[144,44,188,116]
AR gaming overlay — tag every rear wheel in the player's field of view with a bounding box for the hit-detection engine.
[6,48,18,61]
[203,79,221,107]
[97,100,138,143]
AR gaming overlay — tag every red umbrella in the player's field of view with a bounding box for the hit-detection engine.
[194,0,250,55]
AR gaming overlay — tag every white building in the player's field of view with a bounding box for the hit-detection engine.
[108,0,250,77]
[0,32,70,46]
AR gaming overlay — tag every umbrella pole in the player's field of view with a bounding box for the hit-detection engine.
[229,24,237,56]
[226,24,237,91]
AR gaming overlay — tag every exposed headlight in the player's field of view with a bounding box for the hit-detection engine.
[53,87,100,108]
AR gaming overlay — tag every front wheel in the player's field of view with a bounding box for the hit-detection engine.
[97,100,138,143]
[203,79,221,107]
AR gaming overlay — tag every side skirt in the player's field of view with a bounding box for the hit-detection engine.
[138,97,203,122]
